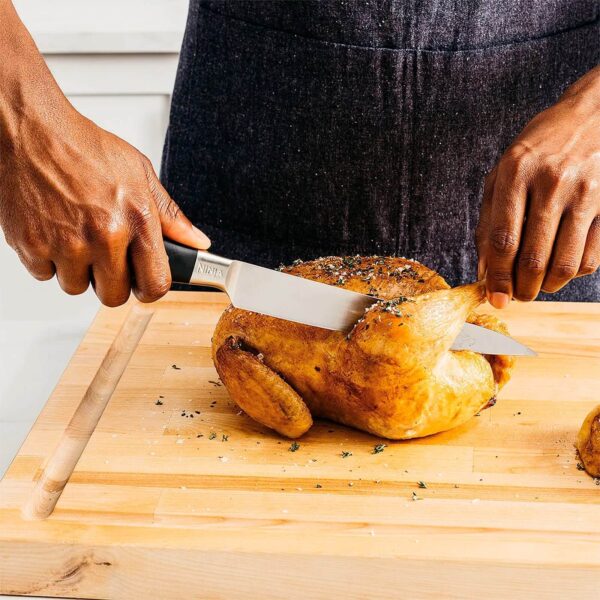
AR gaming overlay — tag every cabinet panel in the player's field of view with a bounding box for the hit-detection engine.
[46,54,180,95]
[68,94,171,171]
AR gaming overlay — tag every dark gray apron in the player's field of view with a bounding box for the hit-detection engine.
[161,1,600,300]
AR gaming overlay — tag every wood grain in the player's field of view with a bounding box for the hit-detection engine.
[1,291,599,599]
[23,304,154,520]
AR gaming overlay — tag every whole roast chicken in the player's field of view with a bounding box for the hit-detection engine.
[212,256,514,439]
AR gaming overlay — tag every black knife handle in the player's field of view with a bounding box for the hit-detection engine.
[164,240,233,290]
[164,240,197,284]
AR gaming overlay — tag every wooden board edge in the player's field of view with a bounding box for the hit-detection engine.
[22,305,155,520]
[1,540,598,599]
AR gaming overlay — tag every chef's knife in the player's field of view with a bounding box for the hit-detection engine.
[164,241,535,356]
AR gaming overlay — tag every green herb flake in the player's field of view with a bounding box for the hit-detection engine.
[289,442,300,452]
[576,462,585,471]
[208,432,217,440]
[222,434,229,442]
[417,481,427,489]
[412,491,422,501]
[315,483,322,489]
[341,451,353,458]
[372,444,386,454]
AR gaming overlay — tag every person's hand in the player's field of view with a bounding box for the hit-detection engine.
[476,66,600,308]
[0,108,210,307]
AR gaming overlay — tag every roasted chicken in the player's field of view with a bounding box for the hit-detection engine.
[212,256,514,439]
[577,405,600,477]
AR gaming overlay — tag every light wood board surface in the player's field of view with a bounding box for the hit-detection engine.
[1,291,599,599]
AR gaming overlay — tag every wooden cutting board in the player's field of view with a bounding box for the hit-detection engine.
[1,291,599,599]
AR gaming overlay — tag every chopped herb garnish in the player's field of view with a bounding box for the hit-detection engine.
[372,444,386,454]
[289,442,300,452]
[208,432,217,440]
[412,491,422,501]
[172,364,181,370]
[417,481,427,489]
[315,483,322,489]
[576,462,585,471]
[222,434,229,442]
[208,380,221,386]
[341,451,352,458]
[155,399,163,406]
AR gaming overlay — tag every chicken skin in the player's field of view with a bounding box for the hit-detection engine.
[577,405,600,477]
[212,256,514,439]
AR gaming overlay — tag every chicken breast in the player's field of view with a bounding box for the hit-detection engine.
[212,256,514,439]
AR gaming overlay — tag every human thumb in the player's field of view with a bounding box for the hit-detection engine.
[146,164,211,250]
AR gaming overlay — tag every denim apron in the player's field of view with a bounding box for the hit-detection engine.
[161,1,600,300]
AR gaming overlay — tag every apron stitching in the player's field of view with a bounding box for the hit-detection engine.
[197,4,600,54]
[407,50,419,256]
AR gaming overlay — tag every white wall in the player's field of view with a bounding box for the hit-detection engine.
[0,1,188,480]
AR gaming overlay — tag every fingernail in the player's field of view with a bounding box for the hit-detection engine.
[192,226,211,248]
[477,259,486,280]
[490,292,510,309]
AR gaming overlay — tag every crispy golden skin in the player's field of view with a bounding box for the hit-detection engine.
[212,256,514,439]
[576,405,600,477]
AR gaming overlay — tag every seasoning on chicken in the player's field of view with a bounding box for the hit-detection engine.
[212,256,514,439]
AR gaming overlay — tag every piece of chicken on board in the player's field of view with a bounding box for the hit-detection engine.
[212,256,514,440]
[577,405,600,477]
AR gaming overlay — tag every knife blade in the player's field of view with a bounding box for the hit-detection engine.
[450,322,535,356]
[164,241,535,356]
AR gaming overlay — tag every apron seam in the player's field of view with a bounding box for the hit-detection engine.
[198,4,599,54]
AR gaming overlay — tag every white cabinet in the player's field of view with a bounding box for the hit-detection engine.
[46,53,180,170]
